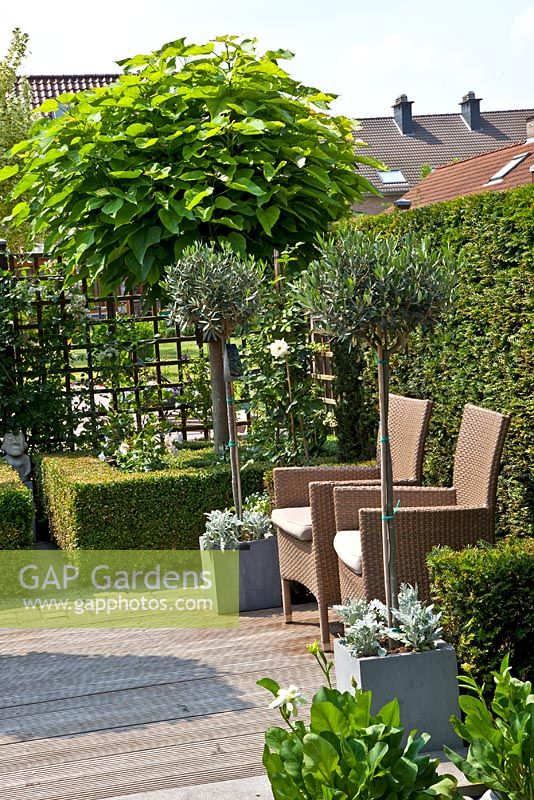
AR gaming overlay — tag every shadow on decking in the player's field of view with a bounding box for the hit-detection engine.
[0,648,247,742]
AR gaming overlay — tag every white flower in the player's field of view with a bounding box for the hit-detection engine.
[268,339,290,359]
[269,685,307,717]
[98,452,106,461]
[118,442,130,455]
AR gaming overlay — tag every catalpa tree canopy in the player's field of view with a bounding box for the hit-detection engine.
[2,36,379,292]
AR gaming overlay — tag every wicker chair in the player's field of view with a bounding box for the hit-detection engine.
[333,403,510,604]
[271,394,433,648]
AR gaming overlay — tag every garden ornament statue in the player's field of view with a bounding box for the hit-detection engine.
[1,431,31,482]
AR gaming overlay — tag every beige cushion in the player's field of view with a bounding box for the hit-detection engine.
[334,530,362,575]
[271,507,312,541]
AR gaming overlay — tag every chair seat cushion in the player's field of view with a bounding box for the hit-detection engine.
[271,507,312,541]
[333,530,362,575]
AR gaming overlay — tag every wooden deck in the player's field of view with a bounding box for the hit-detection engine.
[0,605,336,800]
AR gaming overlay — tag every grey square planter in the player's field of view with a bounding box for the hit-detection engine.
[199,535,281,613]
[334,637,461,751]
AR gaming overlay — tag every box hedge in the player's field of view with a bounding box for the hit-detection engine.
[40,453,266,550]
[0,463,34,549]
[428,538,534,685]
[340,185,534,538]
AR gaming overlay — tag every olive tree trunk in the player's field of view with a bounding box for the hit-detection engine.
[376,344,398,625]
[222,342,242,518]
[207,339,229,449]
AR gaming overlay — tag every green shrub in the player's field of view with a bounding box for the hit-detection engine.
[0,463,33,549]
[446,657,534,800]
[40,454,266,550]
[428,539,534,685]
[341,186,534,537]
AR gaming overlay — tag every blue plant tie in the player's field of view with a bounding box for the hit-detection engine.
[382,500,401,521]
[380,436,390,443]
[228,441,237,448]
[226,397,235,403]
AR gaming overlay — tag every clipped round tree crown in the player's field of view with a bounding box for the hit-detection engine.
[296,229,456,352]
[3,36,379,293]
[164,241,264,340]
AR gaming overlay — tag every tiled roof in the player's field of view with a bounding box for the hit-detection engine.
[398,140,534,208]
[356,108,534,194]
[25,74,119,109]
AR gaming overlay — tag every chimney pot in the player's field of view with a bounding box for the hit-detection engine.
[526,115,534,141]
[460,91,482,131]
[393,94,414,135]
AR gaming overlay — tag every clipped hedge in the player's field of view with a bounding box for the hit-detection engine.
[0,463,33,549]
[40,454,266,550]
[428,538,534,685]
[345,185,534,537]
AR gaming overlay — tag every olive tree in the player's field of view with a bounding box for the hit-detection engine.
[3,36,378,293]
[165,242,263,502]
[296,228,455,622]
[0,28,32,251]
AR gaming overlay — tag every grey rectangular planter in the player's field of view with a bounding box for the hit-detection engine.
[334,637,461,751]
[199,535,281,613]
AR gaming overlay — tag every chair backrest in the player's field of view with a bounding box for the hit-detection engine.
[376,394,433,483]
[453,403,510,510]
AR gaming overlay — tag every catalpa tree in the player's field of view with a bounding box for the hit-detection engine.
[2,36,378,292]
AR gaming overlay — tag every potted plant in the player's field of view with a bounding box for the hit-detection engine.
[333,584,461,751]
[165,241,264,511]
[258,643,461,799]
[297,228,455,621]
[199,493,281,613]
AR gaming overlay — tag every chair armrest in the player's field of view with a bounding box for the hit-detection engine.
[357,505,493,602]
[273,464,379,508]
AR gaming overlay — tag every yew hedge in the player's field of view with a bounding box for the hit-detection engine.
[340,186,534,538]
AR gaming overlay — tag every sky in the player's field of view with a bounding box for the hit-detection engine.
[1,0,533,118]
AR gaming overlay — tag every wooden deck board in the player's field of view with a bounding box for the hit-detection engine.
[0,605,328,799]
[0,606,477,799]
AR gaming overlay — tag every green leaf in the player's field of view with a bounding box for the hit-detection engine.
[109,169,144,179]
[310,701,346,734]
[36,98,59,113]
[256,206,280,236]
[102,198,125,217]
[126,123,150,137]
[158,208,181,234]
[185,187,214,211]
[228,176,266,196]
[0,164,19,182]
[302,733,339,781]
[257,678,280,697]
[129,226,162,265]
[219,232,246,253]
[376,698,401,727]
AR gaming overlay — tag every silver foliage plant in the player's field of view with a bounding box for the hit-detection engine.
[389,584,443,651]
[334,584,441,657]
[203,508,274,551]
